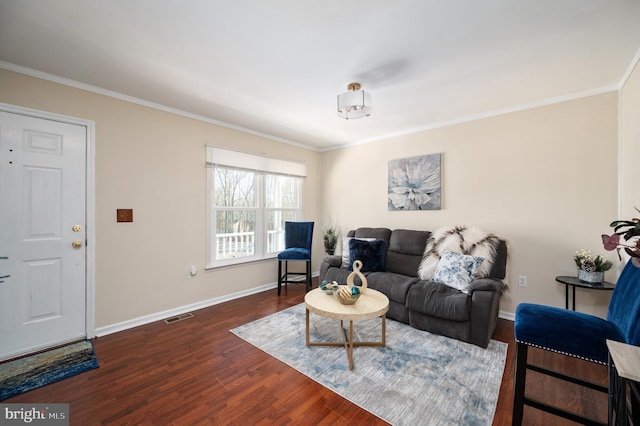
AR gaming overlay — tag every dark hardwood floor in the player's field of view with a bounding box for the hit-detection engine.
[5,280,608,425]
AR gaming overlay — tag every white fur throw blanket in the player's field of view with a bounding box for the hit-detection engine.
[418,225,501,281]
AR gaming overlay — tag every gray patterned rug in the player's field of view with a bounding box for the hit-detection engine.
[231,303,507,426]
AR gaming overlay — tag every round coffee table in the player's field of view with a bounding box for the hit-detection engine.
[304,287,389,370]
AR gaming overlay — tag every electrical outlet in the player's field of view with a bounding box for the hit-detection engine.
[518,275,527,287]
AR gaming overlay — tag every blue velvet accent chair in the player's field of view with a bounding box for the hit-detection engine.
[277,221,314,295]
[512,261,640,425]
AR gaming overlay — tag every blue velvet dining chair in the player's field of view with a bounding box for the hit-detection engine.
[512,261,640,425]
[277,221,314,296]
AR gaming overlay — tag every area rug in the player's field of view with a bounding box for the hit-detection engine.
[231,304,507,426]
[0,340,98,401]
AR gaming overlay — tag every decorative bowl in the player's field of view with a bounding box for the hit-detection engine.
[333,285,361,305]
[319,280,339,294]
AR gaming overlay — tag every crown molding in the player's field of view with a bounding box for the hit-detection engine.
[1,60,626,154]
[322,84,620,152]
[620,46,640,90]
[0,61,319,152]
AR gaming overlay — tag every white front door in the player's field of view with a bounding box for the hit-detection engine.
[0,111,87,360]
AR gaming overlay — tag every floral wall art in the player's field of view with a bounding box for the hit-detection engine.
[388,153,441,210]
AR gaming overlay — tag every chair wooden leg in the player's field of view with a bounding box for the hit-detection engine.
[512,342,528,426]
[306,260,311,292]
[277,260,282,295]
[285,260,289,284]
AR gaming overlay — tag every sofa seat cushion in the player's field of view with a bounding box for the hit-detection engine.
[366,272,419,305]
[407,281,470,322]
[277,247,311,260]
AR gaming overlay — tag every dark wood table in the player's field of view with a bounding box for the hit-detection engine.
[555,276,615,310]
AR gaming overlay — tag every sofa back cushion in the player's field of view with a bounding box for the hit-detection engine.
[353,227,392,243]
[386,229,431,277]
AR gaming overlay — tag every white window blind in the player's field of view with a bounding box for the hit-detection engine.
[206,146,306,178]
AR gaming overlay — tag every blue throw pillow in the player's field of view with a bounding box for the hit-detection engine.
[348,239,387,272]
[432,251,485,293]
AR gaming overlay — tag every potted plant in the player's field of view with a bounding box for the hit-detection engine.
[602,208,640,268]
[322,220,341,255]
[574,249,612,283]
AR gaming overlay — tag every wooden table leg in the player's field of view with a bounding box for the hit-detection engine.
[348,320,354,370]
[305,307,310,346]
[382,314,386,346]
[308,313,387,371]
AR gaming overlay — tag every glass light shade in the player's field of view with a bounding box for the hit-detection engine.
[337,89,372,119]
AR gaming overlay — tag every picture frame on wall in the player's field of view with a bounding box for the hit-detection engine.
[388,153,441,210]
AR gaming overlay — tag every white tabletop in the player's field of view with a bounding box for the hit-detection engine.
[304,287,389,321]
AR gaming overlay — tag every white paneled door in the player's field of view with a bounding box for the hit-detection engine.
[0,111,87,361]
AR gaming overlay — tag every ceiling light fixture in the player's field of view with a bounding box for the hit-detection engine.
[337,82,372,119]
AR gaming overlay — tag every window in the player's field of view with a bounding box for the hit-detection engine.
[206,146,305,268]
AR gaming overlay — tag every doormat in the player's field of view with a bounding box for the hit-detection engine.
[0,340,98,401]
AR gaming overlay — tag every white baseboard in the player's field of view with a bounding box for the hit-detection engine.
[499,310,515,321]
[95,283,275,336]
[95,272,513,337]
[95,272,319,337]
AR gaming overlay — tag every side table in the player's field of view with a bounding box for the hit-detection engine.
[607,340,640,425]
[555,276,615,311]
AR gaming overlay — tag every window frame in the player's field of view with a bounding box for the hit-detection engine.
[206,146,305,269]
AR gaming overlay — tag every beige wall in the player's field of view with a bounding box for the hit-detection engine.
[1,62,633,329]
[620,59,640,222]
[321,93,620,317]
[0,69,321,329]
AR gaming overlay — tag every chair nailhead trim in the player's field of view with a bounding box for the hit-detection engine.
[515,339,605,365]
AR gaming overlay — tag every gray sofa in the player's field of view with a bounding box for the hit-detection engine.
[318,227,508,348]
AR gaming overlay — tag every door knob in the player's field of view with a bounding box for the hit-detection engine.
[72,240,83,249]
[73,224,83,232]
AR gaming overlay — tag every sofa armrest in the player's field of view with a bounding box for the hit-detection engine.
[322,255,342,268]
[319,255,342,283]
[467,278,505,294]
[469,287,501,347]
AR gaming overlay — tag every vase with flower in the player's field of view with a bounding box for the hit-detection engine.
[574,249,612,283]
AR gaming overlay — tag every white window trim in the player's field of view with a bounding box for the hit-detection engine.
[206,145,306,269]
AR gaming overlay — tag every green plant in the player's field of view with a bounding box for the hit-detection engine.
[322,220,341,255]
[573,249,612,272]
[602,207,640,268]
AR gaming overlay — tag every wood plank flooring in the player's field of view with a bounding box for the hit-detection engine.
[5,281,608,425]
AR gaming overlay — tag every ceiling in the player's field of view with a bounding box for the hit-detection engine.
[1,0,639,151]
